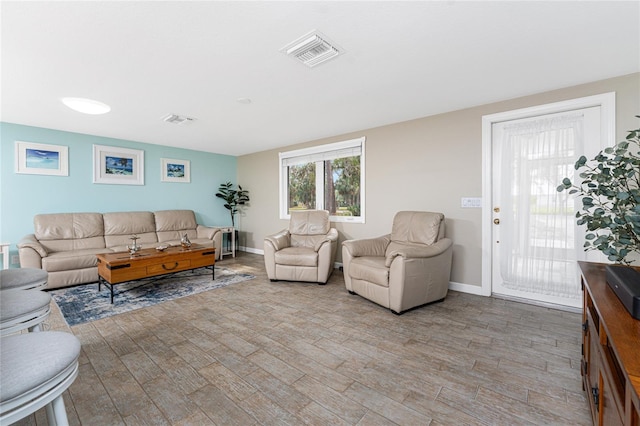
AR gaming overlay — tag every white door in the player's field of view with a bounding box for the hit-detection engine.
[491,107,604,308]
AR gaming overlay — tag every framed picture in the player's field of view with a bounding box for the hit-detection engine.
[161,158,191,183]
[15,141,69,176]
[93,144,144,185]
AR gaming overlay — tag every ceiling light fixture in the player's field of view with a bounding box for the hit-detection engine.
[281,30,343,68]
[61,97,111,115]
[237,98,252,105]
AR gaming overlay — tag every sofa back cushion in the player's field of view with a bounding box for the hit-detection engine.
[103,211,158,248]
[289,210,330,248]
[154,210,198,242]
[34,213,105,253]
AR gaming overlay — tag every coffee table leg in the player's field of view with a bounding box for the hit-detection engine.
[212,266,215,281]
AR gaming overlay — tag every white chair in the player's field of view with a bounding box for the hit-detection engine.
[1,331,81,426]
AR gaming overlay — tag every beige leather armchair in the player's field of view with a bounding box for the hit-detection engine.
[342,211,453,314]
[264,210,338,284]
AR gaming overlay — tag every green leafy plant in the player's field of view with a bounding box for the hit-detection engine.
[215,182,250,227]
[557,117,640,264]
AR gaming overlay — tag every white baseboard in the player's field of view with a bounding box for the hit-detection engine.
[241,246,263,255]
[448,281,484,295]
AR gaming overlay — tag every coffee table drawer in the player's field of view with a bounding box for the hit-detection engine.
[147,260,191,274]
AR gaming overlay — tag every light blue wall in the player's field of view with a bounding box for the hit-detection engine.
[0,122,238,268]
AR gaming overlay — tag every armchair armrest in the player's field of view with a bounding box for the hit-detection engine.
[385,238,453,267]
[314,228,338,251]
[18,234,48,258]
[265,229,290,251]
[342,235,391,258]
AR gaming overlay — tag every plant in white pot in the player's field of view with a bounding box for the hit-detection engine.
[557,117,640,265]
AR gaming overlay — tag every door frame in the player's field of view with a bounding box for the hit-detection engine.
[480,93,616,297]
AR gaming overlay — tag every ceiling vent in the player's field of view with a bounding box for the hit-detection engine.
[282,31,343,68]
[162,114,196,125]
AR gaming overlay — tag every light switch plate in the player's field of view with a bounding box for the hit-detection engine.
[461,197,482,208]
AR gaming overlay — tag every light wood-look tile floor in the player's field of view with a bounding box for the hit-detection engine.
[15,253,591,425]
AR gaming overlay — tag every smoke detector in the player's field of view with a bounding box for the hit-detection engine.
[162,114,196,125]
[281,30,343,68]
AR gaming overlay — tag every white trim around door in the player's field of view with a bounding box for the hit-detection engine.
[481,92,616,298]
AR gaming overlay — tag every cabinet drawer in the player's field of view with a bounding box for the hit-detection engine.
[147,259,191,274]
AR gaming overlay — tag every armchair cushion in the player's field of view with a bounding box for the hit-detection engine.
[349,256,389,287]
[275,247,318,267]
[390,211,444,245]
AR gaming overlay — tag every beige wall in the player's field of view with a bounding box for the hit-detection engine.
[237,72,640,289]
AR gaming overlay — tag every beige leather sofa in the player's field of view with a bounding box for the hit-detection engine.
[264,210,338,284]
[18,210,222,289]
[342,211,453,314]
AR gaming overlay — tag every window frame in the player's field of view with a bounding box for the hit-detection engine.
[279,137,366,223]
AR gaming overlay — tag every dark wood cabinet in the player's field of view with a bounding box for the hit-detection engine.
[579,262,640,426]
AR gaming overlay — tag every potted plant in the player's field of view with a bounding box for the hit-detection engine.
[557,117,640,265]
[215,181,250,228]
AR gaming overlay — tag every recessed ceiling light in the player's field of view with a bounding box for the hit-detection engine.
[61,97,111,115]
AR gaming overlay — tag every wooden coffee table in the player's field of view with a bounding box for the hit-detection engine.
[96,244,216,303]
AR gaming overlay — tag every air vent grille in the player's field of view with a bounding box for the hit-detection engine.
[163,114,196,125]
[282,31,342,68]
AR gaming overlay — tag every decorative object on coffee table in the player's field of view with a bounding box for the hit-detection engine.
[127,235,141,256]
[180,233,191,249]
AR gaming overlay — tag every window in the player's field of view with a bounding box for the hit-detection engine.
[279,137,365,223]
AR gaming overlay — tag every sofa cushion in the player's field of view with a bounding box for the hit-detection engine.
[34,213,105,253]
[154,210,199,242]
[348,256,389,287]
[42,248,112,272]
[103,211,158,248]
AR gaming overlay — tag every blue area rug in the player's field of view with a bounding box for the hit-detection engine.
[49,266,255,326]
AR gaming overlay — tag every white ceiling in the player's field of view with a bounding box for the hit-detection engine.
[2,1,639,156]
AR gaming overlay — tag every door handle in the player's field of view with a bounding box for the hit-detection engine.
[493,219,500,225]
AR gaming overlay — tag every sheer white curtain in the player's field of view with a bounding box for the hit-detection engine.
[499,112,584,299]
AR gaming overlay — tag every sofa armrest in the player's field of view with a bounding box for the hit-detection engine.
[385,238,453,267]
[18,234,48,258]
[196,224,221,240]
[18,234,47,269]
[264,229,290,251]
[342,234,390,258]
[313,228,339,251]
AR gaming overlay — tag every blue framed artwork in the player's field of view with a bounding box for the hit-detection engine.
[93,144,144,185]
[161,158,190,183]
[15,141,69,176]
